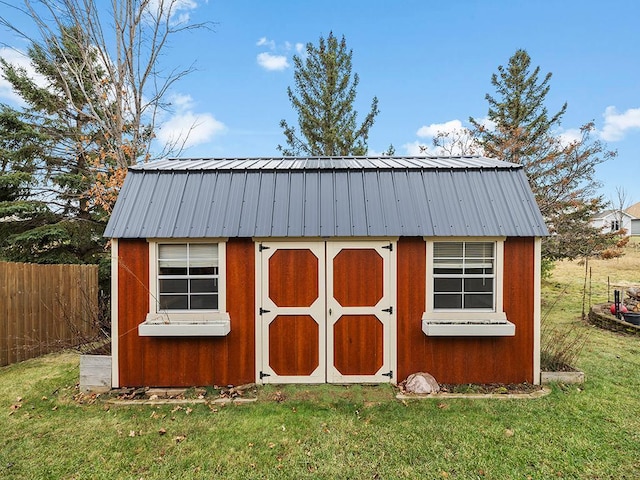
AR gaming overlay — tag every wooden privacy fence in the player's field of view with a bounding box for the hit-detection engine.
[0,262,99,367]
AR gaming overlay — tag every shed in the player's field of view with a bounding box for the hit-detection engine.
[105,156,548,387]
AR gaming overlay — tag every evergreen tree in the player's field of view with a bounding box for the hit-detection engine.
[278,32,379,156]
[470,49,617,264]
[0,25,111,266]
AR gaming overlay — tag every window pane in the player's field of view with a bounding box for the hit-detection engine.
[465,242,493,258]
[189,244,218,266]
[464,293,493,309]
[434,294,462,309]
[434,278,462,293]
[159,279,188,294]
[159,244,187,260]
[434,267,463,275]
[159,263,188,275]
[191,294,218,310]
[159,295,188,310]
[434,242,463,258]
[190,265,218,276]
[190,278,217,293]
[465,267,493,275]
[464,278,493,293]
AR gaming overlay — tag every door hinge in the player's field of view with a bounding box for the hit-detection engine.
[382,306,393,314]
[259,243,270,252]
[381,243,393,251]
[382,370,393,378]
[259,307,271,315]
[259,371,271,379]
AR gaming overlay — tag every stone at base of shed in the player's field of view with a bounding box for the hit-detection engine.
[540,371,585,384]
[79,355,112,393]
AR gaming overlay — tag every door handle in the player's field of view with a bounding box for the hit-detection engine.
[329,308,332,316]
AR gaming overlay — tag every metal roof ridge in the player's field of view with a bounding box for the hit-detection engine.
[129,156,522,172]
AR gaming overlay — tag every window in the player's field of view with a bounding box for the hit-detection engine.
[611,219,620,232]
[157,243,219,311]
[139,240,230,337]
[422,238,514,336]
[433,242,495,310]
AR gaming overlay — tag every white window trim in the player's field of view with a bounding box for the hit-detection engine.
[139,239,230,336]
[422,237,515,336]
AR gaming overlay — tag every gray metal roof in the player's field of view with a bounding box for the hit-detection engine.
[104,156,548,239]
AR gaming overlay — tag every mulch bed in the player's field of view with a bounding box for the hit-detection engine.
[439,383,542,395]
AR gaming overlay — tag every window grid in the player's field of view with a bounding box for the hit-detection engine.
[157,243,219,311]
[433,242,495,310]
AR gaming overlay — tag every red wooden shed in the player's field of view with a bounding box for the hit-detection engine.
[104,156,548,387]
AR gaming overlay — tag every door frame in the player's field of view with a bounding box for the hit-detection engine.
[254,237,398,384]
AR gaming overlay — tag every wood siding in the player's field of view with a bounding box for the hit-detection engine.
[117,236,536,386]
[117,238,255,387]
[397,237,536,384]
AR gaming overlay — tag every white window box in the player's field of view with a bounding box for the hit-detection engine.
[139,312,231,337]
[421,314,515,337]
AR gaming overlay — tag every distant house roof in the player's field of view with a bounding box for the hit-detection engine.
[104,156,548,239]
[625,201,640,219]
[592,209,635,220]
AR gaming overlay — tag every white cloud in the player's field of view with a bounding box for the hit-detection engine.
[295,43,305,54]
[557,128,582,147]
[600,106,640,141]
[156,93,225,149]
[146,0,199,24]
[256,52,289,71]
[256,37,276,49]
[416,119,463,138]
[0,47,48,105]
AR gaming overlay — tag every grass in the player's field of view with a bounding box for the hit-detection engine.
[1,245,640,479]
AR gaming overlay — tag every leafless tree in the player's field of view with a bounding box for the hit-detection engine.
[0,0,211,170]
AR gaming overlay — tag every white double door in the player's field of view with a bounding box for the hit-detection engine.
[257,240,396,384]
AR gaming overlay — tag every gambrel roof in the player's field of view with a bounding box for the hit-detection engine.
[104,156,548,238]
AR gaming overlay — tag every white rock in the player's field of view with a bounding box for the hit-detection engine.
[404,372,440,394]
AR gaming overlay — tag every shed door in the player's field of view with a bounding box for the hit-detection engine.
[258,240,395,384]
[258,242,326,383]
[327,242,395,383]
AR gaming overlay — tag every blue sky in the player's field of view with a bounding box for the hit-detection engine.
[1,0,639,204]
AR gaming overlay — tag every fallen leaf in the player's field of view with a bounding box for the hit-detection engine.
[437,403,448,409]
[129,430,136,437]
[185,407,193,415]
[16,397,23,403]
[174,435,186,443]
[268,442,276,449]
[504,428,514,437]
[158,428,167,435]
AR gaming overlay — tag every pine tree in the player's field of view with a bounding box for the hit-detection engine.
[0,25,111,265]
[470,49,617,264]
[278,32,379,156]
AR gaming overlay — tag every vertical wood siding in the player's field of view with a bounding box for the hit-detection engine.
[117,238,255,387]
[397,237,536,384]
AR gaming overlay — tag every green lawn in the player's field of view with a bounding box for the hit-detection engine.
[1,246,639,479]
